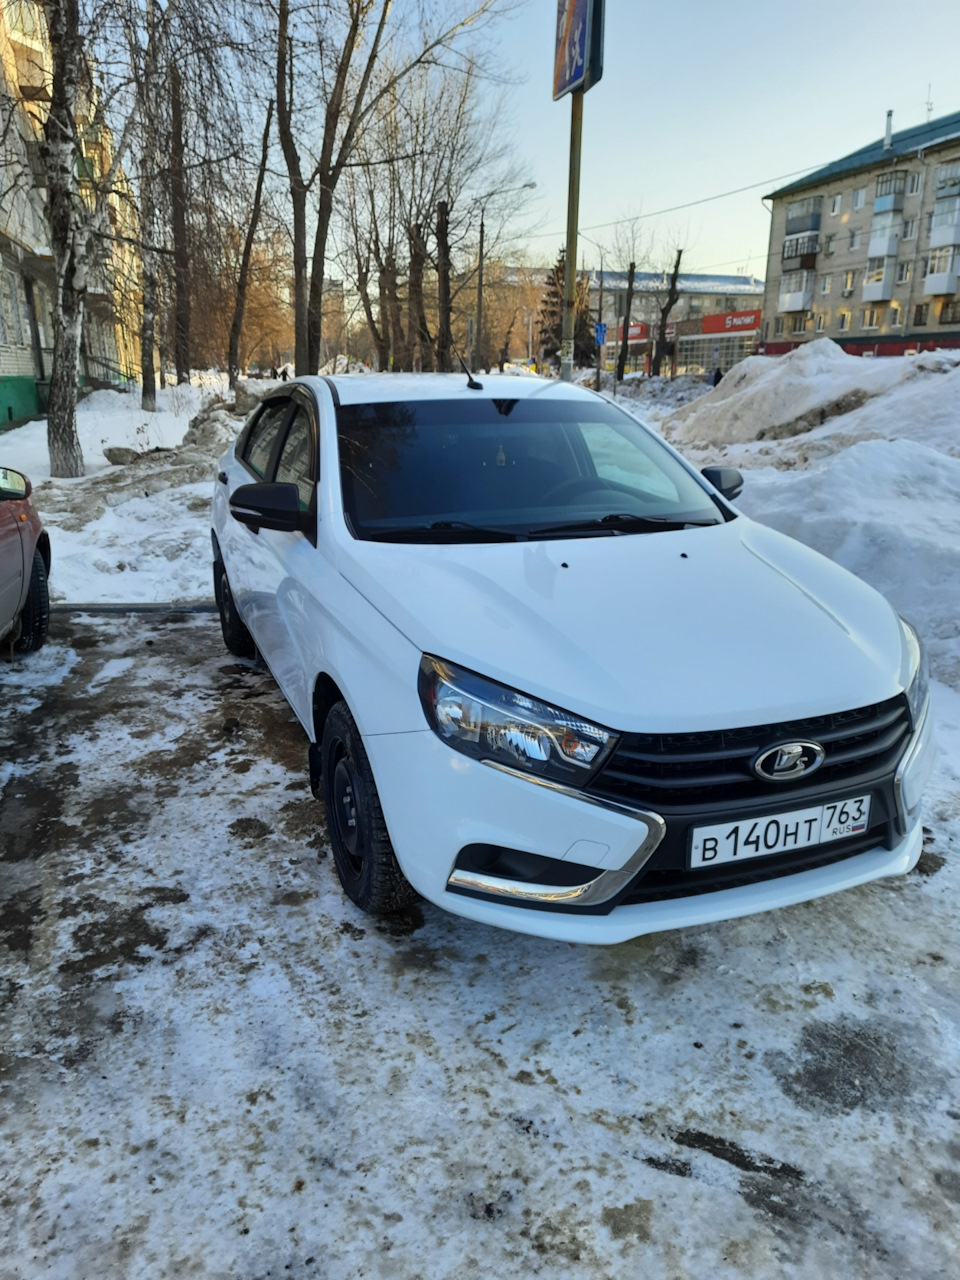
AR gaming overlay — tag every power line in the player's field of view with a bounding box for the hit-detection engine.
[526,161,834,242]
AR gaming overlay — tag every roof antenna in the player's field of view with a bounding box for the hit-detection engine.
[451,340,483,390]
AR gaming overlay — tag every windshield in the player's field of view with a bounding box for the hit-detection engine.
[336,396,727,542]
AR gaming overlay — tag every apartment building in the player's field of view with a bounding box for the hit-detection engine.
[762,109,960,355]
[1,2,138,427]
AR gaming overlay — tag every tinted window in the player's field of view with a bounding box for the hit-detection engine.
[274,408,314,511]
[244,399,290,478]
[337,398,723,541]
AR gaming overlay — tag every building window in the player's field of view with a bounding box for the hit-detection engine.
[896,261,912,284]
[820,274,831,295]
[853,187,866,210]
[902,218,918,240]
[890,304,903,327]
[780,270,814,294]
[824,234,836,255]
[941,300,960,325]
[914,304,929,326]
[842,270,856,295]
[838,312,850,332]
[830,194,842,215]
[876,171,907,199]
[928,246,956,275]
[870,210,897,236]
[849,230,861,250]
[774,316,785,336]
[907,171,923,196]
[815,313,826,332]
[791,313,807,334]
[786,195,822,221]
[934,161,960,195]
[861,308,880,330]
[865,257,887,285]
[926,212,934,235]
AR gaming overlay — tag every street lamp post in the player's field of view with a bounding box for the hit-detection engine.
[474,181,536,373]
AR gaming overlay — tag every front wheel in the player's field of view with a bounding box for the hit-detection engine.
[14,548,50,653]
[214,557,256,658]
[320,700,415,915]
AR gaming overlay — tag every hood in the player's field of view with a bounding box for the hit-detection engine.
[337,518,905,733]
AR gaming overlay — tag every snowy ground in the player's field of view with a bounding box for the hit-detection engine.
[1,612,958,1279]
[2,343,960,1275]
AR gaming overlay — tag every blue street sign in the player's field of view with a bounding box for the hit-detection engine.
[595,322,608,345]
[554,0,604,100]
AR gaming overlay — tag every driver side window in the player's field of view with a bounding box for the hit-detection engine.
[274,408,315,511]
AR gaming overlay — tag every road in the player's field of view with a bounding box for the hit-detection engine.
[1,613,958,1278]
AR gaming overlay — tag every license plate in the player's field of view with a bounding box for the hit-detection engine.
[690,795,872,869]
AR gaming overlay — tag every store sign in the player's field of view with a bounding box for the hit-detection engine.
[617,321,649,341]
[554,0,604,100]
[703,309,762,334]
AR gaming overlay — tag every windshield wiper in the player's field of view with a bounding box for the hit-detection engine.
[528,513,719,537]
[367,520,524,543]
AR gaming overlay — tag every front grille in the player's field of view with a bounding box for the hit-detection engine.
[586,695,910,809]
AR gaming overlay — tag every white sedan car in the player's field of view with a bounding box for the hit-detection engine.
[211,374,934,944]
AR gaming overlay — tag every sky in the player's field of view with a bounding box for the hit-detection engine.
[478,0,960,279]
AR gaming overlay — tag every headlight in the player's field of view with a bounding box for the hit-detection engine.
[418,655,617,783]
[898,617,929,728]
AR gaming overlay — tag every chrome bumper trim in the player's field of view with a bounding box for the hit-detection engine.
[446,763,666,908]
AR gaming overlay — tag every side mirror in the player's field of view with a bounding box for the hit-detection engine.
[229,481,308,534]
[0,468,30,500]
[701,466,744,502]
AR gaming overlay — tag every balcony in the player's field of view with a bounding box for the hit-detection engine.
[874,171,907,214]
[868,232,899,258]
[781,235,819,271]
[873,192,904,214]
[930,209,960,250]
[862,270,895,303]
[785,196,822,237]
[925,271,958,296]
[779,288,813,312]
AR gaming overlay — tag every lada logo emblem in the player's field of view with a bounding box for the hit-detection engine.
[753,740,826,782]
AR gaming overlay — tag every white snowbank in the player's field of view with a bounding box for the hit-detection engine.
[739,439,960,687]
[0,376,226,482]
[668,339,960,447]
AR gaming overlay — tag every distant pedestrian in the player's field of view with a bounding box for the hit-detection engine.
[280,366,289,382]
[270,366,278,379]
[712,366,723,387]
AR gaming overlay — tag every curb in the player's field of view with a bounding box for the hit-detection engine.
[51,602,218,615]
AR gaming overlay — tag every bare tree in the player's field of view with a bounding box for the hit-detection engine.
[228,98,274,388]
[651,246,683,377]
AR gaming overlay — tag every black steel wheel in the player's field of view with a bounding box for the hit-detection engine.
[214,557,256,658]
[320,700,415,915]
[14,548,50,653]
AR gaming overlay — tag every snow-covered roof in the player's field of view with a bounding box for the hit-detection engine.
[587,271,764,295]
[769,109,960,199]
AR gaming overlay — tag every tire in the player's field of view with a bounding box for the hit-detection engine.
[214,556,256,658]
[320,700,415,915]
[14,548,50,653]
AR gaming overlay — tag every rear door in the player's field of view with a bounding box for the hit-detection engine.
[219,394,293,644]
[0,502,24,637]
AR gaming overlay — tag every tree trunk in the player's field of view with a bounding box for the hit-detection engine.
[276,0,309,375]
[436,200,452,372]
[40,0,87,477]
[306,182,335,372]
[228,99,274,388]
[377,269,392,370]
[170,63,190,385]
[141,243,158,411]
[407,222,432,372]
[357,261,388,371]
[383,253,406,371]
[616,261,635,383]
[652,248,683,377]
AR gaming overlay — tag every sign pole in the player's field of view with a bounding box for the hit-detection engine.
[560,87,584,383]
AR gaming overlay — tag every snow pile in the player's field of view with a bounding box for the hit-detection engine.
[613,372,712,426]
[666,339,955,447]
[739,439,960,687]
[318,355,371,375]
[0,384,237,604]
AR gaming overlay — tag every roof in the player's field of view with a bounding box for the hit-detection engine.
[303,372,599,407]
[586,271,764,295]
[769,110,960,200]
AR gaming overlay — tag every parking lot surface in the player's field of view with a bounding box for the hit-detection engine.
[1,613,958,1279]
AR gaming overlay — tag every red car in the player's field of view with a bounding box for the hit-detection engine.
[0,467,50,652]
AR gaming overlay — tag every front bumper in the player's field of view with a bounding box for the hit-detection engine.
[364,722,928,945]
